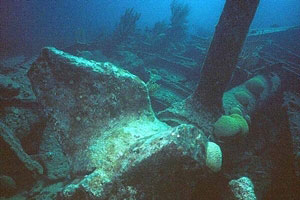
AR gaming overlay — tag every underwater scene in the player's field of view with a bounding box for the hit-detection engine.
[0,0,300,199]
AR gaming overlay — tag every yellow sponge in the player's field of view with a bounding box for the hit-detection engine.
[206,142,222,172]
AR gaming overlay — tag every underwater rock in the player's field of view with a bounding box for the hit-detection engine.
[0,56,37,103]
[114,51,144,69]
[25,180,65,200]
[0,122,43,175]
[157,74,281,132]
[0,56,25,74]
[76,50,93,60]
[113,50,150,82]
[0,122,43,196]
[117,124,208,199]
[28,47,158,175]
[142,53,197,79]
[37,123,71,181]
[157,75,281,199]
[0,56,43,155]
[75,50,109,63]
[27,48,214,198]
[60,124,209,199]
[0,75,20,99]
[146,67,193,113]
[0,175,17,197]
[283,91,300,177]
[0,107,42,154]
[157,95,218,135]
[229,176,257,200]
[0,62,15,75]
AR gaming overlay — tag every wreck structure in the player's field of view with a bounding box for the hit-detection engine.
[1,0,299,199]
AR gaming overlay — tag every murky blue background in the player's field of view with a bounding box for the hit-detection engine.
[1,0,299,57]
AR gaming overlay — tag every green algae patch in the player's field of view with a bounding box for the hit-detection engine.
[213,114,249,137]
[245,76,265,96]
[234,90,251,106]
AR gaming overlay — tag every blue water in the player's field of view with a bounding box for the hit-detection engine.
[1,0,299,57]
